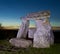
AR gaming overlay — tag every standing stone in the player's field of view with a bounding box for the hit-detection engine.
[50,30,54,45]
[33,19,54,48]
[16,18,29,38]
[28,28,36,38]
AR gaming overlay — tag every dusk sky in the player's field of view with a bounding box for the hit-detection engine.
[0,0,60,27]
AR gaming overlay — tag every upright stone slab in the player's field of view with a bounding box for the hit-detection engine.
[28,28,36,38]
[33,19,54,48]
[16,19,29,38]
[50,30,54,45]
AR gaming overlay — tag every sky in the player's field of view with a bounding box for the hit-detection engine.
[0,0,60,27]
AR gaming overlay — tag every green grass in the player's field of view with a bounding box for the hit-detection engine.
[0,40,60,54]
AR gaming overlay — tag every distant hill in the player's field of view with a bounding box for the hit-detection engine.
[52,27,60,30]
[1,26,19,30]
[0,26,60,30]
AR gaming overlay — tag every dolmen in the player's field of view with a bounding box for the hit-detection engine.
[9,11,54,48]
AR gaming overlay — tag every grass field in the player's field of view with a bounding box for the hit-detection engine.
[0,29,60,54]
[0,40,60,54]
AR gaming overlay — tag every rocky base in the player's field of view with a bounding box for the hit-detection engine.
[9,38,32,48]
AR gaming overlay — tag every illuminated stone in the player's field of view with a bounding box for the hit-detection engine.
[16,19,29,38]
[9,11,54,48]
[33,19,54,48]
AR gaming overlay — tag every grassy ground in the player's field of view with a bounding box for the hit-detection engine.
[0,40,60,54]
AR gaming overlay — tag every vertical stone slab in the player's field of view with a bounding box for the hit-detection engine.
[28,28,36,38]
[22,20,29,38]
[43,20,54,45]
[50,30,54,45]
[33,19,54,48]
[16,19,29,38]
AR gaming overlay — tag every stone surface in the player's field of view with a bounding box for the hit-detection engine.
[50,30,54,45]
[33,19,54,48]
[26,11,50,19]
[28,28,36,38]
[9,11,54,48]
[16,19,29,38]
[9,38,32,48]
